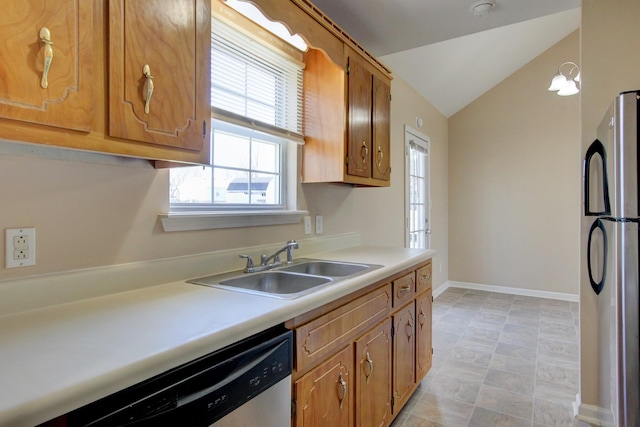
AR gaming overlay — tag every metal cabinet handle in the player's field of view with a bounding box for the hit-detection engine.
[405,319,414,338]
[337,372,347,410]
[40,27,54,89]
[376,145,384,168]
[399,284,411,294]
[364,351,374,384]
[142,64,154,114]
[419,310,426,326]
[360,141,369,163]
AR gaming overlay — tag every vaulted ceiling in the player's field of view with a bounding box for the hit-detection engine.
[310,0,581,117]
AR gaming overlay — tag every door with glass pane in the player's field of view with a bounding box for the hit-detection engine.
[405,128,430,249]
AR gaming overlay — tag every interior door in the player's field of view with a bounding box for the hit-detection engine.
[405,127,431,249]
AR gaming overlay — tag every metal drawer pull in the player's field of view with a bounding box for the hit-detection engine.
[406,319,413,338]
[142,64,154,114]
[337,372,347,410]
[399,284,411,294]
[40,27,53,89]
[376,145,383,167]
[419,310,426,326]
[364,352,374,384]
[361,141,369,162]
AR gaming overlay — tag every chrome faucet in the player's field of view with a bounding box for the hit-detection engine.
[240,240,299,273]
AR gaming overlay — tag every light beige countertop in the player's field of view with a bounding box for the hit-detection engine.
[0,244,434,426]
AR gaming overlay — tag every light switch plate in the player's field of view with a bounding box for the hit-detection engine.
[303,216,312,235]
[315,215,323,234]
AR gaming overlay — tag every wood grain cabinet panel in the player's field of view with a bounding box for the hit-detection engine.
[416,260,432,294]
[295,284,391,375]
[0,0,93,131]
[294,345,353,427]
[392,302,416,413]
[108,0,210,152]
[416,289,433,382]
[371,75,390,181]
[355,319,392,427]
[392,272,416,309]
[346,55,372,179]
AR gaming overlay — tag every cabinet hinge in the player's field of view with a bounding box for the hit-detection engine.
[389,94,392,101]
[347,63,350,75]
[346,156,350,166]
[203,120,207,139]
[391,325,395,337]
[431,296,434,303]
[291,399,296,418]
[391,395,395,411]
[432,348,434,354]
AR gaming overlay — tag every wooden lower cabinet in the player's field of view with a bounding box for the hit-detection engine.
[295,345,353,427]
[392,302,416,413]
[416,289,433,381]
[355,319,392,427]
[290,259,433,427]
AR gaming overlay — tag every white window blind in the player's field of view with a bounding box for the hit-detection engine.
[211,16,304,142]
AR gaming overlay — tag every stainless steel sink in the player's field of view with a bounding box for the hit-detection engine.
[188,271,332,299]
[278,260,371,277]
[188,259,382,299]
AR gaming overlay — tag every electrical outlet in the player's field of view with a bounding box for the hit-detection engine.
[303,216,312,235]
[315,215,323,234]
[6,228,36,268]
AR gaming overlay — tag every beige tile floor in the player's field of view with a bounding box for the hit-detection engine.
[390,287,586,427]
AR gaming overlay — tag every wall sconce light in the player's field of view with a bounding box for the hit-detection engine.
[548,62,581,96]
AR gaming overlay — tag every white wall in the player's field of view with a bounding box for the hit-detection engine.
[0,76,449,290]
[448,31,581,296]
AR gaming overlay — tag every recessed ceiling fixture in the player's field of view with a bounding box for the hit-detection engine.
[548,61,581,96]
[471,0,495,17]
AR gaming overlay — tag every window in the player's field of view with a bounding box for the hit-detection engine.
[405,128,431,249]
[169,6,304,218]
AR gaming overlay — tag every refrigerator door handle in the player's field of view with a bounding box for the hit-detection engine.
[584,139,611,216]
[587,218,607,295]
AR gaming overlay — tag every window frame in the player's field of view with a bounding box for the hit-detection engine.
[163,4,308,231]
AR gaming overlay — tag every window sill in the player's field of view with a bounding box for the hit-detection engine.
[159,210,309,232]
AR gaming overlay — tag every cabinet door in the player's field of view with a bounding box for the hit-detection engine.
[0,0,93,131]
[371,75,390,181]
[295,345,353,427]
[392,302,416,413]
[346,55,372,179]
[416,290,433,381]
[355,319,392,427]
[109,0,210,151]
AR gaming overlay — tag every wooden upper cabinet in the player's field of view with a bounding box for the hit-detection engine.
[372,75,391,181]
[108,0,210,152]
[0,0,93,131]
[344,50,391,186]
[347,55,373,179]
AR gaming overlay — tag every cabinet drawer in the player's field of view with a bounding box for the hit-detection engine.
[392,272,415,308]
[416,261,432,294]
[295,284,391,374]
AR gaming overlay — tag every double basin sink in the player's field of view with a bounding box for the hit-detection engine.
[188,259,382,299]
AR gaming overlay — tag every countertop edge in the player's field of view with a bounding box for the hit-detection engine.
[0,245,435,426]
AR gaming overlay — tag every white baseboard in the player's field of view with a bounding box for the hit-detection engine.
[573,393,610,426]
[435,280,579,302]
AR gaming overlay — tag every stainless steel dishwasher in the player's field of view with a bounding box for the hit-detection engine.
[65,325,292,427]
